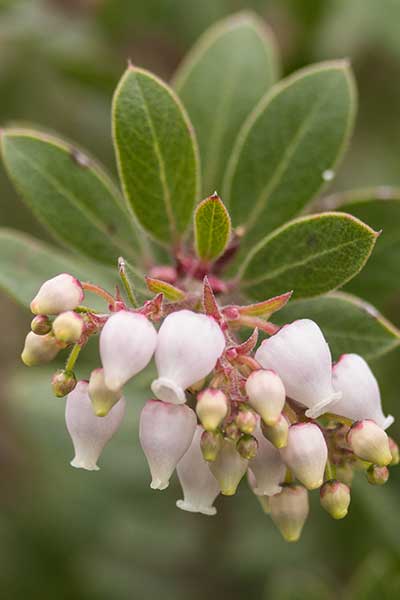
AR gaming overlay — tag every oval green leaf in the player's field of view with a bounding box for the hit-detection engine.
[173,11,279,195]
[239,212,378,300]
[112,66,200,246]
[194,194,231,262]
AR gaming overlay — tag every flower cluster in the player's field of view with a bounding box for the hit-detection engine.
[21,269,398,542]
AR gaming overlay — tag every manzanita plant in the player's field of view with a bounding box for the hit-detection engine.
[1,12,400,543]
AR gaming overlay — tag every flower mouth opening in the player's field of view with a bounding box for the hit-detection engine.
[176,500,217,516]
[151,377,186,404]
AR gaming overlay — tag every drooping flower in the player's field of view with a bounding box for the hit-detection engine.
[151,310,225,404]
[270,485,309,542]
[255,319,341,418]
[209,438,248,496]
[249,422,286,496]
[176,426,220,516]
[30,273,84,315]
[320,480,351,519]
[247,470,271,514]
[261,413,289,449]
[330,353,394,430]
[347,419,392,466]
[52,311,84,344]
[196,388,228,431]
[245,369,286,426]
[139,399,197,490]
[280,423,328,490]
[100,310,157,391]
[88,368,122,417]
[65,380,126,471]
[21,331,61,366]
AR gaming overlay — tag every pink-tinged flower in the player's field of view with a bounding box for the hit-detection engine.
[255,319,341,418]
[100,310,157,391]
[331,354,394,430]
[151,310,225,404]
[347,420,392,466]
[88,368,122,417]
[139,400,197,490]
[21,332,61,366]
[280,423,328,490]
[52,311,84,344]
[176,426,220,516]
[65,381,126,471]
[270,485,309,542]
[249,423,286,496]
[196,388,228,431]
[320,480,351,519]
[245,369,285,426]
[209,439,248,496]
[30,273,83,315]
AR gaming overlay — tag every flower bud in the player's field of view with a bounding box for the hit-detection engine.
[30,273,83,315]
[347,420,392,466]
[139,400,197,490]
[21,332,61,366]
[52,369,76,397]
[200,430,223,462]
[151,310,225,405]
[247,471,271,514]
[320,480,351,519]
[196,388,228,431]
[31,315,52,335]
[255,319,341,418]
[270,485,309,543]
[245,369,285,426]
[331,354,394,430]
[389,438,399,466]
[237,434,258,460]
[65,381,125,471]
[249,423,286,495]
[176,426,220,515]
[52,311,84,344]
[224,420,241,442]
[209,439,248,496]
[280,423,328,490]
[261,413,289,449]
[89,368,122,417]
[100,310,157,391]
[236,408,257,434]
[367,464,389,485]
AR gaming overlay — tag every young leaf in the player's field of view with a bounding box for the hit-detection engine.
[239,212,378,300]
[224,61,356,261]
[0,129,141,266]
[238,291,292,318]
[276,291,400,360]
[194,194,231,262]
[173,11,279,195]
[112,66,200,246]
[145,277,185,302]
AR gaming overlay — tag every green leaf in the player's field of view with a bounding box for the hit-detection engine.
[112,66,200,246]
[194,194,231,261]
[239,212,378,300]
[173,11,279,195]
[0,129,141,266]
[145,277,185,302]
[224,61,356,261]
[275,292,400,360]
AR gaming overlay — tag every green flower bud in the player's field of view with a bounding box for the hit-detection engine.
[261,413,289,449]
[367,464,389,485]
[200,430,223,462]
[236,407,257,434]
[21,332,61,366]
[53,311,84,344]
[196,388,228,431]
[237,434,258,460]
[31,315,52,335]
[320,480,351,519]
[52,370,77,398]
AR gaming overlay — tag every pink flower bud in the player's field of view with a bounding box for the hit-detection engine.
[53,311,84,344]
[139,399,197,490]
[261,413,289,449]
[65,381,126,471]
[249,423,286,496]
[367,464,389,485]
[200,430,223,462]
[52,369,76,397]
[30,273,83,315]
[89,368,122,417]
[347,420,392,466]
[247,471,271,514]
[196,388,228,431]
[21,332,61,366]
[176,426,220,515]
[280,423,328,490]
[237,434,258,460]
[151,310,225,404]
[209,439,248,496]
[255,320,341,418]
[245,369,285,426]
[236,408,257,434]
[320,480,351,519]
[100,311,157,391]
[270,484,309,542]
[31,315,52,335]
[389,438,399,466]
[331,354,394,430]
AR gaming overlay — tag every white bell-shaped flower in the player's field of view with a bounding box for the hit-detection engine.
[249,422,286,496]
[65,380,126,471]
[270,484,309,542]
[176,426,220,515]
[255,319,341,418]
[30,273,84,315]
[151,310,225,404]
[245,369,286,426]
[331,354,394,430]
[100,310,157,391]
[139,399,197,490]
[280,423,328,490]
[209,438,248,496]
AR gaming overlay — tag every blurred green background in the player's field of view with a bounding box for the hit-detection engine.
[1,1,400,598]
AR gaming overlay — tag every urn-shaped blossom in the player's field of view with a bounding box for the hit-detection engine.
[151,310,225,404]
[249,423,286,496]
[255,319,341,418]
[89,368,122,417]
[139,399,197,490]
[176,426,220,515]
[245,369,286,426]
[347,420,392,466]
[21,332,61,366]
[280,423,328,490]
[270,484,309,542]
[261,413,289,449]
[196,388,228,431]
[320,480,351,519]
[100,310,157,391]
[65,380,126,471]
[331,354,394,430]
[209,438,248,496]
[53,311,84,344]
[30,273,84,315]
